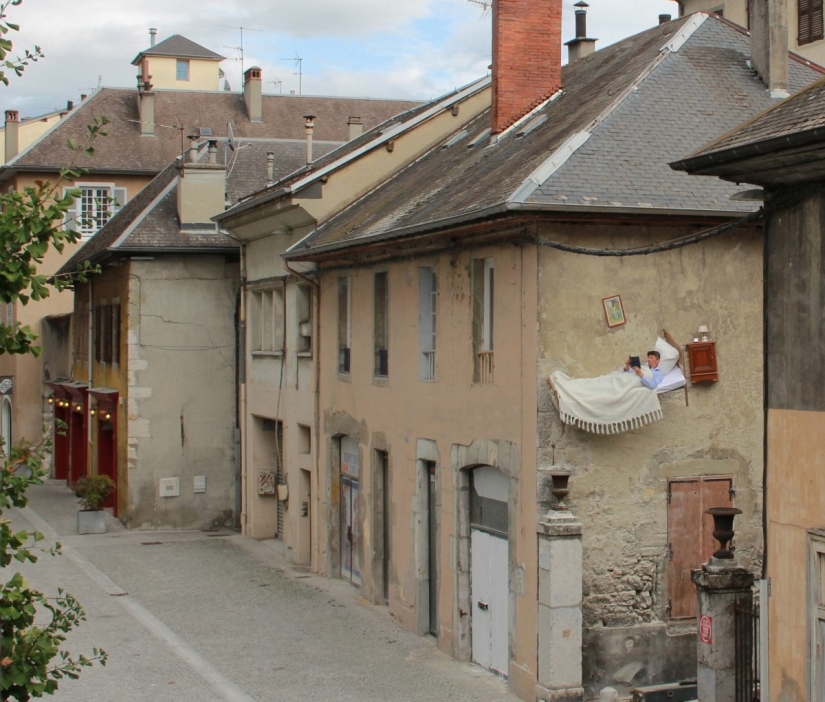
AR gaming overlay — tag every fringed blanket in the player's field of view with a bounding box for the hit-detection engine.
[549,370,663,435]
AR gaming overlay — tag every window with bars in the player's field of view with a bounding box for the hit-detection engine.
[472,258,494,383]
[418,267,437,381]
[94,302,121,366]
[374,272,389,378]
[64,185,127,239]
[338,276,351,373]
[800,0,824,45]
[250,287,285,354]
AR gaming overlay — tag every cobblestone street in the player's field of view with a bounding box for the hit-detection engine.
[9,480,518,701]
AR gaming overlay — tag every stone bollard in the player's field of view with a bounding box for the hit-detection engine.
[599,687,619,702]
[535,501,584,702]
[690,508,754,702]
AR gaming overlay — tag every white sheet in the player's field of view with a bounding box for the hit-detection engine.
[550,369,663,435]
[656,365,686,394]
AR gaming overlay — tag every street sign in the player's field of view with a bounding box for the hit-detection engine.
[699,614,713,644]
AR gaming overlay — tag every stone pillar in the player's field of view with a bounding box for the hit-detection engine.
[536,509,584,702]
[691,559,755,702]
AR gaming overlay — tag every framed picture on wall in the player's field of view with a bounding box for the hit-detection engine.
[602,295,626,328]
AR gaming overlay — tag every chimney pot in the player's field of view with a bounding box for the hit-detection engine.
[574,1,589,39]
[5,110,19,123]
[187,135,199,163]
[565,0,597,64]
[266,151,275,183]
[659,13,671,24]
[207,139,218,164]
[5,110,19,162]
[492,0,562,134]
[81,93,87,101]
[67,100,74,111]
[304,115,315,165]
[149,28,157,47]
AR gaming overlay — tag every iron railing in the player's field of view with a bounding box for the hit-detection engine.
[734,592,760,702]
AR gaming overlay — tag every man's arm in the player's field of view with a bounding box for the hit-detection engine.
[640,368,663,390]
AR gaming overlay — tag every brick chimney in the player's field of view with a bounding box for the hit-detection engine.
[137,58,155,136]
[565,1,597,64]
[4,109,19,162]
[492,0,562,134]
[749,0,789,97]
[244,67,263,122]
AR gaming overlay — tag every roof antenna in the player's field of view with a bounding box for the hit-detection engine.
[221,25,263,86]
[280,52,304,95]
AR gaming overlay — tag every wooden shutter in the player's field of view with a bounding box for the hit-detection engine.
[667,476,733,619]
[800,0,824,44]
[113,187,127,216]
[63,187,78,232]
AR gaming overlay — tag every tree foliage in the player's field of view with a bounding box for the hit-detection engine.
[0,4,108,698]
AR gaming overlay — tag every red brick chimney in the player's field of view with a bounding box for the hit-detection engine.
[492,0,562,134]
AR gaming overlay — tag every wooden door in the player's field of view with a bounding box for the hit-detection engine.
[668,476,733,619]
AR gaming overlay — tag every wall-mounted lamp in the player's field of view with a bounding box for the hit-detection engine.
[47,397,54,405]
[74,404,82,412]
[90,409,96,416]
[103,412,111,421]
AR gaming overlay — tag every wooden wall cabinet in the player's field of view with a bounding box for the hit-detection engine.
[687,341,718,384]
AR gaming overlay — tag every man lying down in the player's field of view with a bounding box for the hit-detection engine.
[548,342,682,435]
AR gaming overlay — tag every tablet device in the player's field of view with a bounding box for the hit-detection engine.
[630,356,641,368]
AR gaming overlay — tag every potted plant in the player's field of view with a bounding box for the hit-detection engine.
[76,474,115,535]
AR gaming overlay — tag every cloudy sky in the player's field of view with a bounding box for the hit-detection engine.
[4,0,678,118]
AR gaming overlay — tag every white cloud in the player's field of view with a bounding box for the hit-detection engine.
[1,0,680,117]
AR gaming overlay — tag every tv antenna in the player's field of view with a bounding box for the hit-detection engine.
[221,25,263,81]
[268,78,283,95]
[280,52,303,95]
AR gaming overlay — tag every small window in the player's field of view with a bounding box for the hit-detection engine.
[176,59,190,81]
[472,258,494,383]
[338,276,351,373]
[250,287,285,354]
[296,284,312,354]
[374,272,388,378]
[799,0,824,45]
[418,267,437,381]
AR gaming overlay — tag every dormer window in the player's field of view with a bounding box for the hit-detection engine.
[176,59,190,81]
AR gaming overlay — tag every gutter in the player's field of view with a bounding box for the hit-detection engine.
[671,125,825,174]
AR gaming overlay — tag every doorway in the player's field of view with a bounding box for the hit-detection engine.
[340,436,360,586]
[97,411,117,514]
[69,406,87,484]
[470,465,509,676]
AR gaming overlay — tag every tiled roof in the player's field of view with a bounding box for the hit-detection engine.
[57,135,333,273]
[672,73,825,169]
[5,88,420,175]
[132,35,226,63]
[286,14,823,259]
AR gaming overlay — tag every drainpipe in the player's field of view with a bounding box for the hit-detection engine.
[284,257,320,567]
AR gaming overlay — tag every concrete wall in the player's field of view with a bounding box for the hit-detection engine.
[124,255,238,529]
[242,228,318,568]
[314,242,540,701]
[535,221,764,696]
[679,0,825,64]
[144,56,222,91]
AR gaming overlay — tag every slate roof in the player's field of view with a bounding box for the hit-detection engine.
[671,74,825,182]
[132,35,226,64]
[3,88,420,176]
[57,135,336,273]
[285,13,823,259]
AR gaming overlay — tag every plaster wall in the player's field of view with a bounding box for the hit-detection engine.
[316,242,540,700]
[536,221,764,695]
[296,85,492,223]
[143,56,222,91]
[679,0,825,64]
[0,113,64,165]
[125,255,238,529]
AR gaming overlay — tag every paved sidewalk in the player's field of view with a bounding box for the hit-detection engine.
[8,480,519,701]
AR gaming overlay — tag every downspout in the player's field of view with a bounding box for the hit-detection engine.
[88,276,94,475]
[284,257,320,568]
[760,197,771,700]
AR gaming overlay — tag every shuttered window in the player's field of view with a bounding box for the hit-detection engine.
[667,476,733,619]
[800,0,824,45]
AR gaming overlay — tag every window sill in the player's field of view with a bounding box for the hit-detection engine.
[296,351,313,359]
[373,375,389,388]
[337,371,351,383]
[251,351,284,358]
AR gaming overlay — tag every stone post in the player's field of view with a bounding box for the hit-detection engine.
[536,508,584,702]
[691,559,754,702]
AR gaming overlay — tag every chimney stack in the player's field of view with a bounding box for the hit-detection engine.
[565,1,598,64]
[149,28,157,47]
[749,0,789,98]
[659,14,672,24]
[137,58,155,136]
[244,67,263,122]
[492,0,562,134]
[347,116,363,141]
[4,110,19,163]
[304,115,315,165]
[187,135,199,163]
[177,146,226,224]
